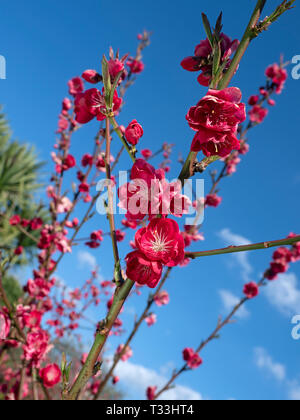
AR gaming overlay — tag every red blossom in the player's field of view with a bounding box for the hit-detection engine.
[183,348,203,369]
[39,364,61,388]
[125,120,144,146]
[135,218,185,267]
[126,251,163,289]
[243,282,259,299]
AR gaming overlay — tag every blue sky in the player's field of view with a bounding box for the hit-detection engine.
[1,0,300,400]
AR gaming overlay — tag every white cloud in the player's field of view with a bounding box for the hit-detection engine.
[219,290,250,319]
[254,347,286,382]
[218,229,253,283]
[77,251,97,270]
[111,360,203,400]
[263,273,300,317]
[288,382,300,400]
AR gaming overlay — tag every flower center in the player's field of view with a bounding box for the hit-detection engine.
[150,230,172,253]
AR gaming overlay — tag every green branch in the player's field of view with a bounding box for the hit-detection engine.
[185,235,300,259]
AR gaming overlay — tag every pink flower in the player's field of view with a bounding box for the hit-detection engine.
[126,251,163,288]
[23,329,51,367]
[205,194,222,208]
[75,88,122,124]
[191,128,240,157]
[125,120,144,146]
[188,88,246,157]
[273,247,293,264]
[9,215,21,226]
[82,70,102,84]
[14,246,23,256]
[63,154,76,170]
[23,310,42,330]
[265,64,287,94]
[145,313,157,327]
[112,376,120,385]
[141,149,153,159]
[183,348,203,369]
[187,88,246,132]
[154,291,170,307]
[39,364,61,388]
[62,98,72,111]
[243,282,259,299]
[135,219,185,267]
[27,278,51,300]
[248,95,259,106]
[146,386,157,401]
[79,183,90,193]
[249,105,268,124]
[81,154,93,167]
[116,230,125,242]
[30,218,43,230]
[0,311,11,341]
[126,58,144,74]
[116,345,133,362]
[108,59,125,78]
[68,77,84,96]
[181,34,239,86]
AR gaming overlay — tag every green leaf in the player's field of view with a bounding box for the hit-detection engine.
[101,55,111,106]
[201,13,214,48]
[109,70,124,108]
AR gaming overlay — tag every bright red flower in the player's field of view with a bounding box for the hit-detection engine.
[125,120,144,146]
[248,95,259,106]
[249,105,268,124]
[39,364,61,388]
[112,376,120,385]
[265,64,288,93]
[81,154,93,167]
[183,348,203,369]
[187,88,246,132]
[108,59,125,78]
[205,194,222,208]
[23,329,51,367]
[135,219,185,267]
[9,215,21,226]
[126,58,144,74]
[14,246,23,256]
[82,70,102,84]
[30,218,43,230]
[75,88,122,124]
[146,386,157,401]
[243,282,259,299]
[68,77,84,96]
[63,154,76,170]
[141,149,153,159]
[126,251,163,288]
[23,310,42,329]
[191,127,240,157]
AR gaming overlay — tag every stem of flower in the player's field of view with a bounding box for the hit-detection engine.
[185,235,300,259]
[110,117,136,163]
[218,0,267,90]
[94,267,172,399]
[66,278,134,400]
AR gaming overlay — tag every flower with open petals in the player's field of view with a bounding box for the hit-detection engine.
[183,348,203,369]
[39,364,61,388]
[135,218,185,267]
[126,251,163,288]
